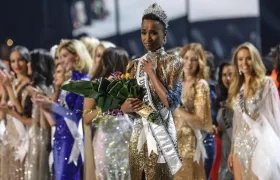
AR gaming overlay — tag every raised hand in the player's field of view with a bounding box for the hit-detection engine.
[142,58,156,75]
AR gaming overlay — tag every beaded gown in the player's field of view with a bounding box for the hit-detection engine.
[52,71,88,180]
[93,109,133,180]
[232,77,280,179]
[174,79,212,180]
[0,82,32,180]
[24,85,53,180]
[127,48,183,180]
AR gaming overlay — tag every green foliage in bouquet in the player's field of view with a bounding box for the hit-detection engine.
[61,77,145,112]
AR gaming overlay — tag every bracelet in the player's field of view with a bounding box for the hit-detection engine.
[83,108,96,115]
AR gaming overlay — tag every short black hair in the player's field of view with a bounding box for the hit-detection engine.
[142,13,166,31]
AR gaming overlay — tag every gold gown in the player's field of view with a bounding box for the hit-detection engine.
[0,83,31,180]
[24,86,52,180]
[174,79,212,180]
[127,48,183,180]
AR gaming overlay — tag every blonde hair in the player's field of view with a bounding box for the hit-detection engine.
[99,41,116,49]
[58,39,92,74]
[55,62,71,81]
[180,43,209,80]
[90,41,116,79]
[228,42,266,107]
[50,45,58,59]
[80,36,100,59]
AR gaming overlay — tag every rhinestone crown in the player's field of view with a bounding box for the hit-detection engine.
[143,3,168,28]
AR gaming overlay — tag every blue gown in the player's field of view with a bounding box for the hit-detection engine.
[203,81,217,179]
[52,71,88,180]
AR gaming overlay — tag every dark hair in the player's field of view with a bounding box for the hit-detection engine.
[205,51,216,81]
[262,56,273,76]
[269,44,280,88]
[216,62,231,107]
[9,46,31,73]
[30,49,54,87]
[142,13,166,31]
[100,47,129,78]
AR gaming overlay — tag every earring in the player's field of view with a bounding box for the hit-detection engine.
[239,69,242,75]
[163,37,167,45]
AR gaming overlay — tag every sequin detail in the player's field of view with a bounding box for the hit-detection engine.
[174,79,211,180]
[127,48,183,179]
[233,85,264,179]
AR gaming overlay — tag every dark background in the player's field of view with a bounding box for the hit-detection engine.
[0,0,279,59]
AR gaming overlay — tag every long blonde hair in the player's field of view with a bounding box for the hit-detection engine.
[228,42,266,107]
[58,39,92,74]
[80,36,100,59]
[180,43,209,80]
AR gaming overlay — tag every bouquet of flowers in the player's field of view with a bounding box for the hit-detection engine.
[61,72,145,112]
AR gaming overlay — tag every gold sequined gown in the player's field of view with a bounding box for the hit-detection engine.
[232,77,280,179]
[127,48,183,180]
[24,86,52,180]
[174,79,212,180]
[0,83,32,180]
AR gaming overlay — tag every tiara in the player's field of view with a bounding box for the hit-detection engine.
[143,3,168,28]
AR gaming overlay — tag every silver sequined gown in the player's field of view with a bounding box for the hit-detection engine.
[93,113,133,180]
[233,88,260,179]
[232,77,280,179]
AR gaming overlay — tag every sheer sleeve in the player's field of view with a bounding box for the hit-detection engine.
[166,55,183,112]
[261,77,280,137]
[51,94,84,124]
[194,80,213,132]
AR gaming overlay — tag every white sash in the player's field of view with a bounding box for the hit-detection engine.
[12,116,29,162]
[49,126,55,172]
[0,120,5,141]
[136,57,182,175]
[193,129,208,163]
[60,89,84,166]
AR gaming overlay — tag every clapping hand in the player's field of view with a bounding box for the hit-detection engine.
[32,94,52,111]
[0,70,13,87]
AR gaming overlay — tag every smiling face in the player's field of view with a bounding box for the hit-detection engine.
[221,65,233,88]
[53,64,66,87]
[141,19,165,52]
[59,48,77,71]
[183,50,199,76]
[236,48,253,76]
[9,50,28,76]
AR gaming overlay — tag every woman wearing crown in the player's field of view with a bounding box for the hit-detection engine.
[121,3,183,180]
